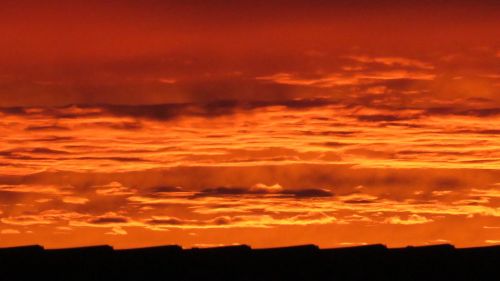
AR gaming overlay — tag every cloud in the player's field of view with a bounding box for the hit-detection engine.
[195,185,333,198]
[95,182,136,196]
[1,229,21,234]
[340,193,379,204]
[62,196,89,204]
[1,215,54,226]
[0,99,334,121]
[1,86,499,176]
[144,212,337,229]
[256,69,435,88]
[88,214,129,224]
[0,184,69,195]
[148,185,184,193]
[0,148,70,160]
[101,99,334,120]
[281,188,333,198]
[197,187,259,196]
[345,55,434,69]
[384,214,433,225]
[356,114,418,122]
[146,216,188,226]
[1,210,88,226]
[425,107,500,117]
[24,125,70,131]
[469,189,500,198]
[0,2,499,248]
[105,226,128,235]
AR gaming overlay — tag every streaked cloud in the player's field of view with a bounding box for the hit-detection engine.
[1,229,20,234]
[384,214,433,225]
[0,1,499,248]
[62,196,89,204]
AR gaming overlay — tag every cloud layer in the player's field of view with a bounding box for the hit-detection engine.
[1,1,499,248]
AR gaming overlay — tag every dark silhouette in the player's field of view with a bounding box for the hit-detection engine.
[0,243,499,280]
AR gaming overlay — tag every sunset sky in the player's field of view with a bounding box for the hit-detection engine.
[1,0,499,249]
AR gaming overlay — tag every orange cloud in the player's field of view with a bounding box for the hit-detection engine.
[0,1,499,249]
[384,214,433,225]
[62,196,89,204]
[1,229,21,234]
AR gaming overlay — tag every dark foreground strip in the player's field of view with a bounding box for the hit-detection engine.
[0,244,499,281]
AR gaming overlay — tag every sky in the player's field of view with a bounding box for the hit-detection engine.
[0,0,499,249]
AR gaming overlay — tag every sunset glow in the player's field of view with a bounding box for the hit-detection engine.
[0,0,499,248]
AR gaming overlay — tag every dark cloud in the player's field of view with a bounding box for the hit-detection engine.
[144,216,244,227]
[24,125,70,131]
[281,188,333,198]
[0,148,69,159]
[30,148,69,154]
[30,136,75,142]
[146,217,185,226]
[149,186,183,193]
[196,186,333,198]
[108,122,143,130]
[0,191,24,203]
[199,187,261,196]
[74,156,148,163]
[0,98,334,121]
[356,114,419,122]
[0,107,25,115]
[318,142,351,148]
[1,165,499,199]
[301,130,360,136]
[425,107,500,117]
[344,148,396,159]
[103,99,334,120]
[343,199,376,204]
[0,0,498,112]
[451,129,500,135]
[88,216,129,224]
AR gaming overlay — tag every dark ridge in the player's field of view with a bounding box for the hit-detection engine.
[0,244,44,254]
[322,243,387,254]
[253,244,319,254]
[0,245,44,250]
[0,244,499,281]
[45,245,114,254]
[115,244,182,254]
[457,244,500,253]
[392,243,455,253]
[186,244,252,254]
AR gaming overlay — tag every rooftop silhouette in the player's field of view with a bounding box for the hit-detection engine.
[1,243,499,280]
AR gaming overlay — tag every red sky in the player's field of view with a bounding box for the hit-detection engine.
[0,0,499,248]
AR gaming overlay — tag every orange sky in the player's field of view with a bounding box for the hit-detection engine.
[0,0,499,249]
